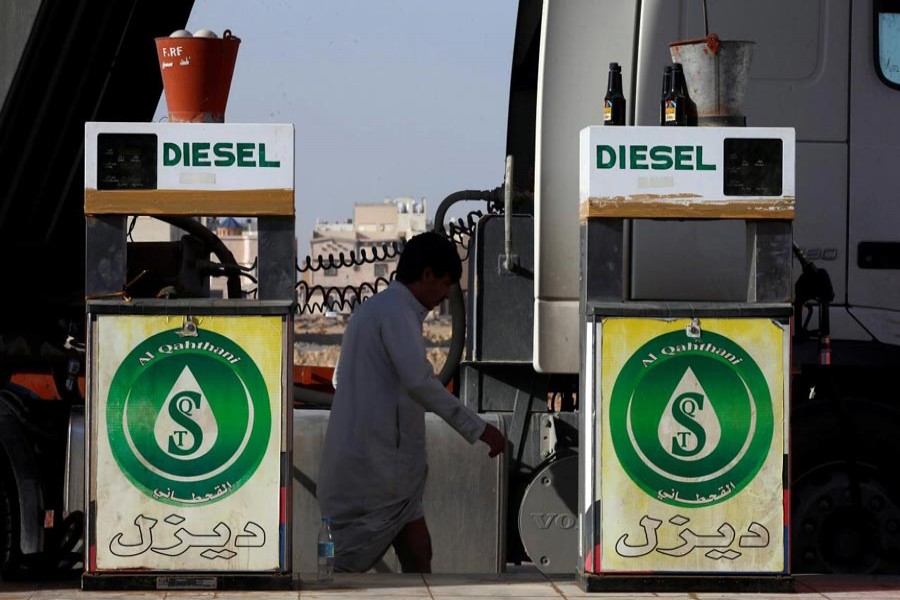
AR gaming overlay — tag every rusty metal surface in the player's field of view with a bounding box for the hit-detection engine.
[579,197,796,221]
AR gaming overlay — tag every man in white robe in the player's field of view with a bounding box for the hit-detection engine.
[317,232,506,573]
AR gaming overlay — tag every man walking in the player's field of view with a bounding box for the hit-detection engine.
[317,231,506,573]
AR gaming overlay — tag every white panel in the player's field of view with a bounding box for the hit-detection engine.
[85,122,294,191]
[804,307,874,342]
[534,299,579,373]
[848,2,900,316]
[792,143,848,304]
[847,142,900,313]
[634,0,682,126]
[580,126,795,202]
[580,321,596,561]
[534,0,639,373]
[632,0,846,302]
[635,0,849,142]
[707,0,848,141]
[849,308,900,346]
[292,411,506,574]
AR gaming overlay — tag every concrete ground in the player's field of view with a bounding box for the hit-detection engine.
[2,572,900,599]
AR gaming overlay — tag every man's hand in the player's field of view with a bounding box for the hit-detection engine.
[479,423,506,458]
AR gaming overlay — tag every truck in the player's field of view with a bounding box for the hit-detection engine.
[0,0,898,580]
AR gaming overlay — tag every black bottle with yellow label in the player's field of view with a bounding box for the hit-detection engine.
[604,62,626,126]
[664,63,687,126]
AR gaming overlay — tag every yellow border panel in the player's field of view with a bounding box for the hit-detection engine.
[579,197,795,221]
[85,189,295,216]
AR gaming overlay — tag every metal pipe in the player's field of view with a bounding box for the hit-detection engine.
[434,188,499,235]
[432,187,500,386]
[437,282,466,386]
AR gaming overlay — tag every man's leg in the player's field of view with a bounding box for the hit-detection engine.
[331,519,396,573]
[391,516,432,573]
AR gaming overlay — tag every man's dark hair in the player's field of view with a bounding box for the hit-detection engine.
[395,231,462,284]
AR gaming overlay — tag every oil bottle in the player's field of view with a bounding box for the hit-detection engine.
[604,62,626,126]
[659,65,672,125]
[664,63,687,126]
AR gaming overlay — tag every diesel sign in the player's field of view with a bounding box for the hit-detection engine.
[596,144,716,171]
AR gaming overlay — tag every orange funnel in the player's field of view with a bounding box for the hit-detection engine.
[155,30,240,123]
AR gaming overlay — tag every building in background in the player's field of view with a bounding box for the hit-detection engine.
[127,216,176,243]
[303,197,429,312]
[208,217,258,298]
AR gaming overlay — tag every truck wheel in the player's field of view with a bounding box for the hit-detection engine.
[0,476,18,577]
[792,462,900,573]
[791,391,900,573]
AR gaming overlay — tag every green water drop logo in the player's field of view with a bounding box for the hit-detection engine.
[107,328,271,506]
[610,329,774,507]
[657,368,721,461]
[153,367,218,460]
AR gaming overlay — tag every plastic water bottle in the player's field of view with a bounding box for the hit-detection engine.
[317,516,334,581]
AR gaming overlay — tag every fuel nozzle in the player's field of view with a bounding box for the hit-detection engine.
[792,243,834,305]
[792,243,834,363]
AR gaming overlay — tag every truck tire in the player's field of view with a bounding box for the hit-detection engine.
[0,473,18,577]
[791,384,900,573]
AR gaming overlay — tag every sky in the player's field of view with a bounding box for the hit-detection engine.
[154,0,519,258]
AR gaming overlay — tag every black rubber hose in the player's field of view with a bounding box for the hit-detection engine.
[436,282,466,387]
[434,189,499,235]
[156,216,243,299]
[433,188,500,386]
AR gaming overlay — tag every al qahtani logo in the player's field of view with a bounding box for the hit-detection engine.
[609,329,773,507]
[107,328,270,506]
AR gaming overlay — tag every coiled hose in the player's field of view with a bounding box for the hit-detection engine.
[293,188,500,406]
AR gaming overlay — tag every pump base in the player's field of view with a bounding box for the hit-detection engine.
[577,571,794,594]
[82,573,293,591]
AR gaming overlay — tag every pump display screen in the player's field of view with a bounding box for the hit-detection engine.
[97,133,158,190]
[723,138,782,197]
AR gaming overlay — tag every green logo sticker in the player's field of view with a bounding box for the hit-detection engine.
[107,329,271,506]
[609,329,773,507]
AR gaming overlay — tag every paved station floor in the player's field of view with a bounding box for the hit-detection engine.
[2,572,900,599]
